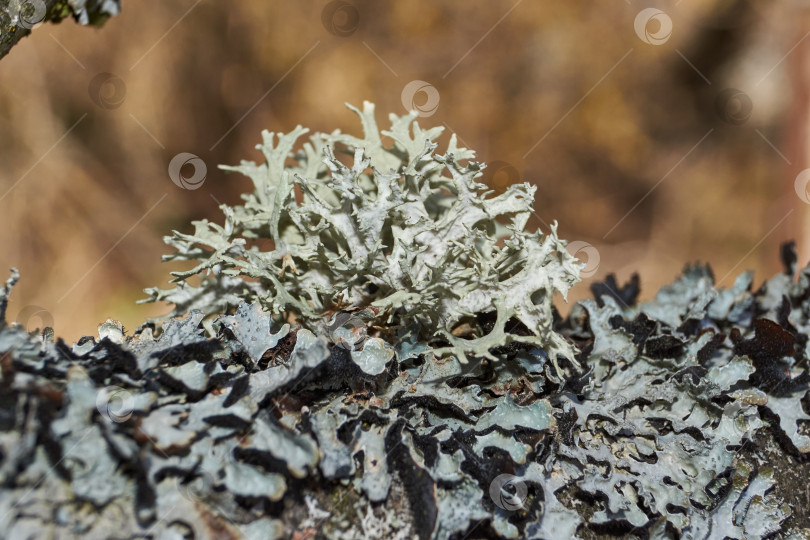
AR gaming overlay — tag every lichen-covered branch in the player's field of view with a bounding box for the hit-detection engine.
[3,104,810,539]
[2,243,810,538]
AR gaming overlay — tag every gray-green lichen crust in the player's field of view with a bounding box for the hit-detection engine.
[142,102,583,380]
[3,247,810,538]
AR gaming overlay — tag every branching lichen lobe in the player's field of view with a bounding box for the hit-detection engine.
[143,102,583,380]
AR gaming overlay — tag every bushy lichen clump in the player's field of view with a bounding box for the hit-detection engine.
[142,102,583,379]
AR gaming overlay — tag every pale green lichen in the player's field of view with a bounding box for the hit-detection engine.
[143,102,583,379]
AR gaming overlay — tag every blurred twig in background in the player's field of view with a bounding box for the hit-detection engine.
[0,0,119,59]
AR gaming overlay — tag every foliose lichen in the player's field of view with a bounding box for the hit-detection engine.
[3,244,810,538]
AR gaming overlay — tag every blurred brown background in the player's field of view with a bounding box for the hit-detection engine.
[1,0,810,341]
